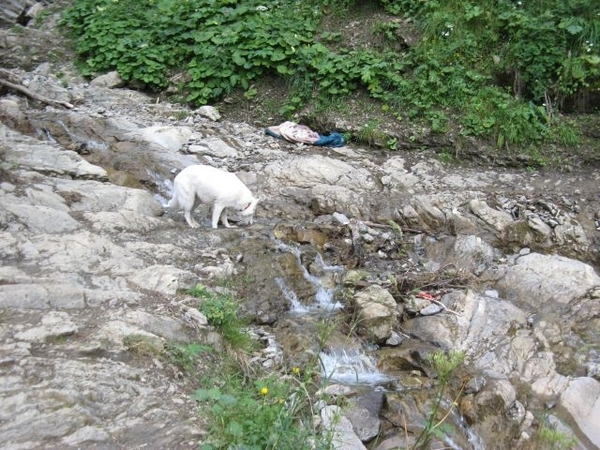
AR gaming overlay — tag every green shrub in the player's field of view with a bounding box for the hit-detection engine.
[412,349,465,450]
[165,342,213,373]
[188,284,252,349]
[61,0,599,148]
[195,372,329,450]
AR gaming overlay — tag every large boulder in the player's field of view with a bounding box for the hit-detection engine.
[493,252,600,311]
[351,285,399,343]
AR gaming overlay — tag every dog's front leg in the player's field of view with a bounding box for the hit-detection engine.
[211,203,224,229]
[211,204,236,229]
[220,210,236,228]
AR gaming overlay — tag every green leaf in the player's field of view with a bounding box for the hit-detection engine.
[219,394,238,406]
[232,51,245,66]
[193,388,221,402]
[227,420,244,437]
[270,51,286,62]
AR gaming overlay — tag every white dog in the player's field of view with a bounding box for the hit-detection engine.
[167,165,259,229]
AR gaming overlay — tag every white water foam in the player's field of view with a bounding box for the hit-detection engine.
[275,277,310,314]
[275,241,343,313]
[319,348,393,386]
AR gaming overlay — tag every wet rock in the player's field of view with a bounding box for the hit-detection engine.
[346,390,385,443]
[352,285,399,343]
[385,331,403,346]
[346,401,380,443]
[1,124,108,180]
[321,405,367,450]
[126,124,195,152]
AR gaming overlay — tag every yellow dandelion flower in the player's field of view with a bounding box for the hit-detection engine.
[260,386,268,396]
[292,367,301,375]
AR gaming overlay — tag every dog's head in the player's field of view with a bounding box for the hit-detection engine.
[240,197,259,225]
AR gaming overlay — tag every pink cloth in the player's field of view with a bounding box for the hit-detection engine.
[273,121,320,144]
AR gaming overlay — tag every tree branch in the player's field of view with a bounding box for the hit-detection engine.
[0,69,73,109]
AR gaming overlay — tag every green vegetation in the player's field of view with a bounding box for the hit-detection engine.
[412,349,466,449]
[195,369,330,450]
[187,283,254,350]
[60,0,598,149]
[174,283,332,450]
[165,342,213,373]
[535,418,578,450]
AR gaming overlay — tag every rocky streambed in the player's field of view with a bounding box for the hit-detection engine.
[1,3,600,450]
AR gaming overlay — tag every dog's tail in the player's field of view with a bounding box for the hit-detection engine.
[164,168,182,209]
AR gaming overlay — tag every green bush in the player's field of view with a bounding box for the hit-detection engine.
[188,284,252,349]
[61,0,599,149]
[195,373,329,450]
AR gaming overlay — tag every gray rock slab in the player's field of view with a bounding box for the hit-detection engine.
[559,377,600,448]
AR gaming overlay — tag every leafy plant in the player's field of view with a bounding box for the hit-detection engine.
[536,418,578,450]
[195,370,331,450]
[356,120,386,146]
[412,349,466,450]
[188,283,253,350]
[437,150,455,164]
[60,0,599,149]
[165,342,213,373]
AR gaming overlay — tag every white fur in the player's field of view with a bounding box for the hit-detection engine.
[167,165,258,229]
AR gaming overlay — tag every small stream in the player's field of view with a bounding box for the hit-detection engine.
[273,239,486,450]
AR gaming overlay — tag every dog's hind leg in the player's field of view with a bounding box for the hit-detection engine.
[183,196,202,228]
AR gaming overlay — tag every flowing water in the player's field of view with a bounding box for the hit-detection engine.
[275,241,344,314]
[274,239,486,449]
[275,240,394,385]
[319,348,395,385]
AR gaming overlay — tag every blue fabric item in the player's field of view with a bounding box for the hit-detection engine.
[314,132,345,148]
[264,128,283,140]
[265,126,346,147]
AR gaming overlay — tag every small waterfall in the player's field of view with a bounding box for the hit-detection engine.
[55,120,109,150]
[151,172,173,206]
[275,241,392,386]
[319,348,393,386]
[275,277,309,314]
[446,402,487,450]
[275,241,343,313]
